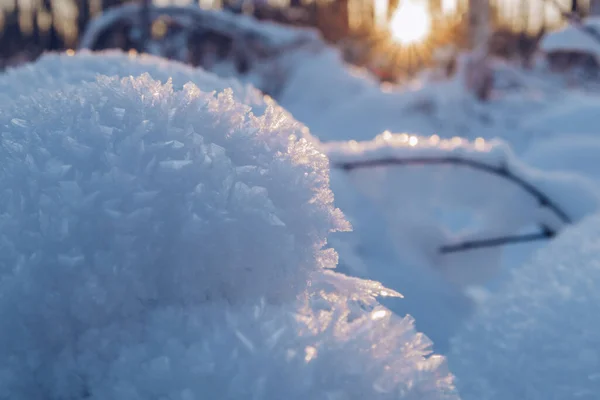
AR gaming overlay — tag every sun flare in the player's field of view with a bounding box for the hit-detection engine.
[389,0,431,45]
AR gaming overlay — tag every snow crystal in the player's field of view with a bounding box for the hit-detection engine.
[0,57,460,400]
[449,212,600,400]
[0,50,265,110]
[5,297,458,400]
[0,69,354,392]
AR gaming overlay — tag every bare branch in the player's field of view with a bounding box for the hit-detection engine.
[440,226,555,254]
[334,156,572,224]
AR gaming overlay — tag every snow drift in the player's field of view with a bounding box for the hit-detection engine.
[449,212,600,400]
[0,54,458,400]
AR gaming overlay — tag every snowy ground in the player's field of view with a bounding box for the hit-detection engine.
[3,13,600,397]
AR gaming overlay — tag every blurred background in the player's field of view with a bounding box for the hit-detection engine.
[0,0,595,81]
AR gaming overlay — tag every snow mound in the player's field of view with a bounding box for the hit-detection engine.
[323,132,600,287]
[0,58,458,400]
[449,212,600,400]
[540,17,600,59]
[0,71,347,337]
[0,50,264,108]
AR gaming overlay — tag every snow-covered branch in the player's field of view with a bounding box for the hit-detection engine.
[334,154,573,226]
[324,133,600,285]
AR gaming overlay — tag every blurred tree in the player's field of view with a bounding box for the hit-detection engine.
[591,0,600,15]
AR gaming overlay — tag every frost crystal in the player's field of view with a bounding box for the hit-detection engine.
[450,213,600,400]
[7,297,458,400]
[0,50,265,110]
[0,55,457,400]
[0,71,348,305]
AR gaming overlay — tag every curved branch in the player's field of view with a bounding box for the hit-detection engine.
[439,227,555,254]
[333,156,572,224]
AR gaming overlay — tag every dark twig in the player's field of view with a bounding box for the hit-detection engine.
[440,226,556,254]
[334,156,572,224]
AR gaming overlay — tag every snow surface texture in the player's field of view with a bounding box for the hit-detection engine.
[0,50,265,109]
[8,298,458,400]
[449,212,600,400]
[0,55,459,400]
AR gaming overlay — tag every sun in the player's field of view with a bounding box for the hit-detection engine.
[389,0,432,45]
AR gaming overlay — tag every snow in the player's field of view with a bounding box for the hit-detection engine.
[522,134,600,181]
[277,49,382,128]
[4,14,600,397]
[449,212,600,400]
[0,53,458,400]
[0,50,265,108]
[540,17,600,59]
[279,54,551,145]
[319,131,600,352]
[25,299,458,400]
[520,93,600,142]
[0,70,347,308]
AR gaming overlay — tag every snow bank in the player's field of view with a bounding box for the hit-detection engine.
[540,17,600,59]
[0,50,264,109]
[323,132,600,287]
[449,212,600,400]
[0,55,458,400]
